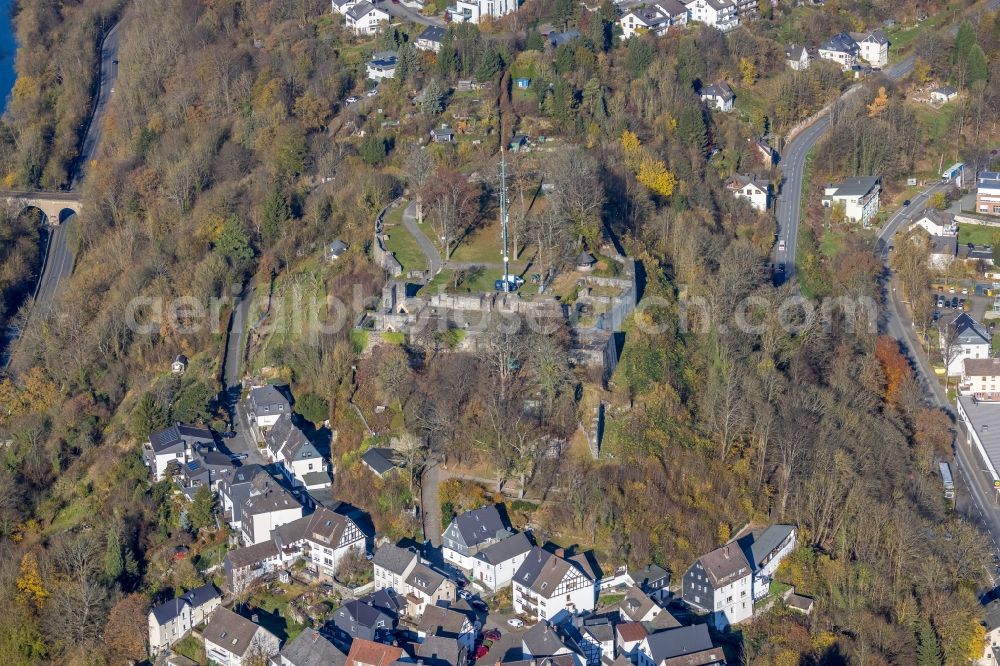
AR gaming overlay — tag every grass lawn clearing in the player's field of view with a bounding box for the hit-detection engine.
[958,222,1000,246]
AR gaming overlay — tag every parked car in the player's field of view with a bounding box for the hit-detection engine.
[346,96,359,104]
[474,645,490,659]
[903,199,911,206]
[222,430,237,438]
[367,88,379,97]
[951,297,959,308]
[937,298,944,307]
[962,287,969,295]
[778,240,786,252]
[458,589,473,601]
[507,618,524,628]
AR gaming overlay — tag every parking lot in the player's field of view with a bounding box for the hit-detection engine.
[474,616,530,663]
[931,285,995,325]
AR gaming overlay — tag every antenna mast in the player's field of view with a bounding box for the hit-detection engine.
[499,150,510,293]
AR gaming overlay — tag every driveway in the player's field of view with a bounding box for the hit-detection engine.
[403,200,442,276]
[373,0,444,27]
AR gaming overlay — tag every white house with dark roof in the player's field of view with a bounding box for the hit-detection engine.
[442,504,515,570]
[362,448,402,477]
[725,173,769,211]
[472,530,534,591]
[149,597,193,655]
[913,209,957,237]
[700,82,734,112]
[960,358,1000,400]
[931,86,959,103]
[785,44,810,70]
[512,548,596,622]
[685,0,738,32]
[218,464,269,532]
[940,312,992,376]
[224,539,282,593]
[404,562,457,616]
[264,413,328,488]
[345,1,389,35]
[270,506,366,580]
[247,385,290,437]
[240,478,303,545]
[143,423,216,481]
[850,29,890,68]
[977,172,1000,215]
[737,524,796,600]
[366,51,398,80]
[818,32,859,69]
[203,607,281,666]
[681,542,752,628]
[522,621,581,661]
[617,0,689,39]
[416,603,476,653]
[637,625,724,666]
[373,542,419,593]
[822,176,880,225]
[416,25,446,52]
[331,0,361,15]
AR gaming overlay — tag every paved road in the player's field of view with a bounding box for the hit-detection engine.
[217,283,266,464]
[372,0,444,27]
[403,200,443,275]
[71,21,121,188]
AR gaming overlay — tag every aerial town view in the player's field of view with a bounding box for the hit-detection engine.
[7,0,1000,664]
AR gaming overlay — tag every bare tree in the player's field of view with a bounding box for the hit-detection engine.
[544,147,605,237]
[404,145,436,223]
[392,431,429,493]
[426,167,479,259]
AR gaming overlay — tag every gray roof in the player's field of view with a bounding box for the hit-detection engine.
[337,599,392,630]
[264,413,319,462]
[785,593,814,613]
[576,251,597,267]
[940,312,990,346]
[514,547,593,598]
[280,627,347,666]
[182,583,220,610]
[964,357,1000,376]
[741,524,795,570]
[821,32,859,54]
[448,504,512,548]
[329,240,349,256]
[930,235,958,256]
[272,506,355,550]
[416,635,465,666]
[474,531,533,566]
[347,0,378,20]
[203,607,272,658]
[225,539,280,568]
[959,396,1000,476]
[826,176,879,197]
[851,28,889,45]
[523,622,569,657]
[358,588,403,617]
[726,172,769,192]
[631,563,669,588]
[362,448,400,476]
[150,597,188,625]
[406,562,447,594]
[701,82,733,102]
[694,543,750,588]
[616,587,657,622]
[979,171,1000,188]
[785,44,807,60]
[149,423,214,452]
[418,25,446,43]
[702,0,734,10]
[933,86,958,96]
[917,208,955,228]
[243,482,300,517]
[417,603,471,637]
[644,625,718,663]
[373,543,418,576]
[549,30,580,46]
[985,598,1000,631]
[248,385,289,416]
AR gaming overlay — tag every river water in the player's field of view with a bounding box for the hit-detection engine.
[0,0,16,113]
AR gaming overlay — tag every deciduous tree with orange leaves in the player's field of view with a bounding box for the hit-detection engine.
[875,335,912,406]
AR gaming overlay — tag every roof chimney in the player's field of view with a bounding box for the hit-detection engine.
[555,548,565,559]
[723,546,730,559]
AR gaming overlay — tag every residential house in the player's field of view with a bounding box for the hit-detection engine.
[931,86,959,103]
[148,598,193,655]
[682,543,752,629]
[442,504,515,570]
[404,562,457,616]
[725,173,770,212]
[264,414,328,488]
[366,52,398,80]
[448,0,518,24]
[240,479,302,545]
[203,607,281,666]
[575,617,615,666]
[416,635,468,666]
[512,547,597,622]
[636,625,724,666]
[821,176,881,225]
[345,638,404,666]
[615,587,666,624]
[373,542,419,592]
[416,603,476,653]
[940,312,992,376]
[977,172,1000,215]
[618,0,689,39]
[979,597,1000,666]
[961,242,996,265]
[416,25,446,52]
[332,598,396,645]
[732,0,758,18]
[218,464,269,532]
[753,137,777,168]
[277,627,348,666]
[271,506,367,581]
[685,0,738,32]
[785,44,810,70]
[738,524,796,600]
[850,29,890,68]
[361,448,402,478]
[928,234,959,271]
[960,358,1000,400]
[472,531,534,592]
[345,1,389,35]
[914,209,957,237]
[627,564,671,601]
[700,82,734,112]
[617,623,648,662]
[182,583,222,625]
[522,621,580,661]
[430,125,456,143]
[143,423,215,481]
[247,385,290,438]
[224,539,282,593]
[785,592,815,615]
[549,30,581,47]
[328,240,350,262]
[171,354,188,374]
[818,32,859,69]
